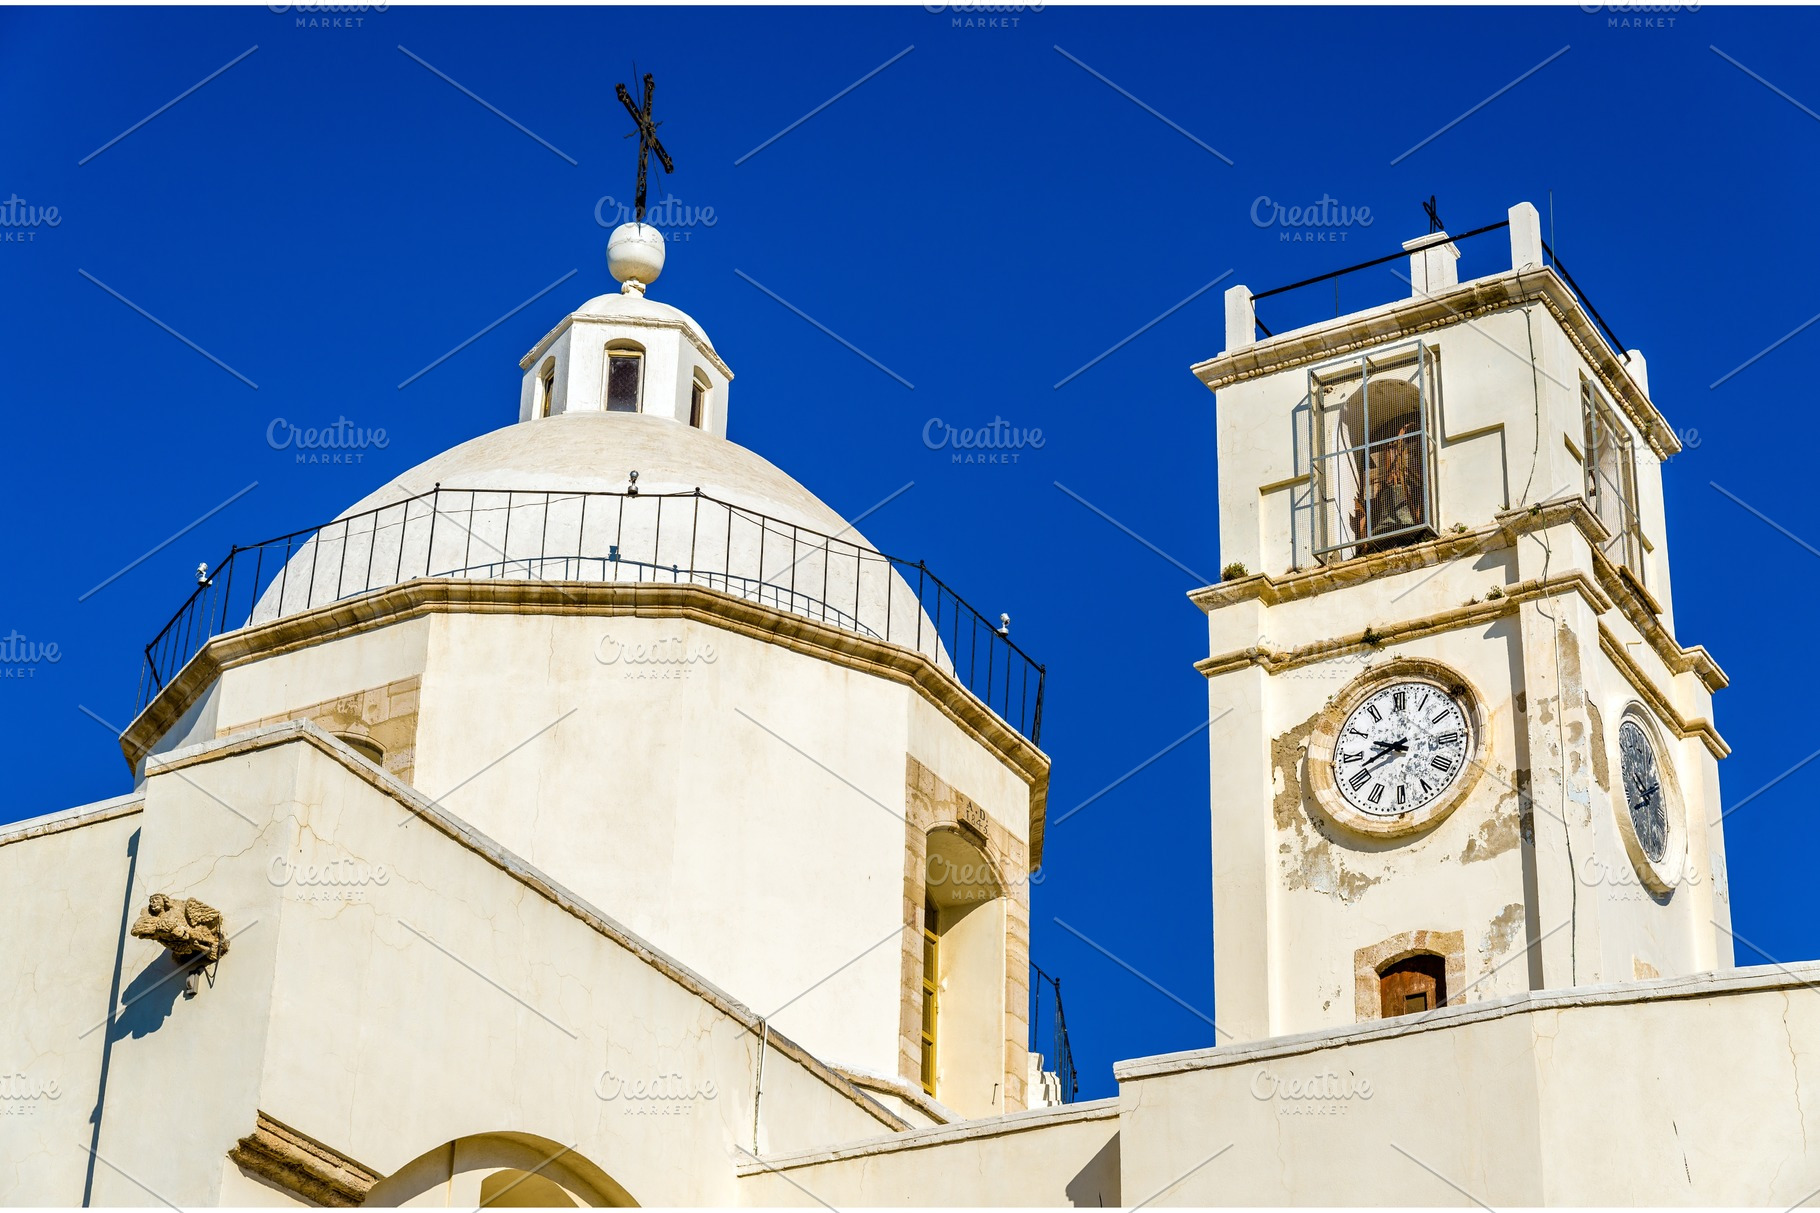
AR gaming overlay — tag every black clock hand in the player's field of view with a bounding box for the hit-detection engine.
[1360,739,1408,776]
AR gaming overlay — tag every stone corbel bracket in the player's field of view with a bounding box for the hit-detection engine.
[229,1112,380,1207]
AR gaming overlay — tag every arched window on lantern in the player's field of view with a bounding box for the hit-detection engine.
[538,359,558,418]
[689,371,709,429]
[604,342,645,413]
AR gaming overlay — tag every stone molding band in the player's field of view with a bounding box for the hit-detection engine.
[228,1112,380,1207]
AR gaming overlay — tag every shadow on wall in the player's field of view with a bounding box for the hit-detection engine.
[1064,1131,1121,1207]
[112,951,200,1040]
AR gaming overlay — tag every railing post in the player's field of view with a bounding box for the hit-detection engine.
[278,535,292,615]
[541,491,552,578]
[916,562,925,654]
[306,524,321,609]
[577,489,588,567]
[502,491,514,579]
[217,546,238,634]
[1032,666,1046,745]
[464,491,475,572]
[426,485,440,579]
[688,489,700,581]
[250,545,265,625]
[334,518,349,602]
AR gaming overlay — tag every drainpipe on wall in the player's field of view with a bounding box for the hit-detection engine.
[751,1019,770,1155]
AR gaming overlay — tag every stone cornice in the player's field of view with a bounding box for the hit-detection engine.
[519,308,735,380]
[1195,568,1728,759]
[155,722,912,1136]
[1112,962,1819,1082]
[1191,266,1678,460]
[122,578,1049,864]
[1189,499,1725,697]
[1599,624,1730,759]
[228,1111,379,1207]
[831,1067,957,1126]
[733,1096,1121,1176]
[0,794,144,850]
[1195,570,1595,677]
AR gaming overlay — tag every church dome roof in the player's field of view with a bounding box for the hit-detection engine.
[337,412,851,540]
[563,291,718,352]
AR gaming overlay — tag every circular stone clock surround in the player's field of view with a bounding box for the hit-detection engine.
[1610,704,1688,896]
[1305,657,1489,839]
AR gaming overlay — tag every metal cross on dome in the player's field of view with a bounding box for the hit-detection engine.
[616,72,674,225]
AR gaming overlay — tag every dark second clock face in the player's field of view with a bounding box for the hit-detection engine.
[1619,719,1668,863]
[1331,681,1471,817]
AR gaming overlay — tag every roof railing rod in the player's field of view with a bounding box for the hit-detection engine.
[1540,238,1628,359]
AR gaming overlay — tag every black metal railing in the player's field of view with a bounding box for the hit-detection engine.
[1247,219,1629,365]
[1540,238,1628,360]
[1029,962,1079,1105]
[1251,220,1512,338]
[136,485,1046,744]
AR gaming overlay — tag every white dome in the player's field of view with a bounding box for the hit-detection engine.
[248,414,955,670]
[340,412,841,535]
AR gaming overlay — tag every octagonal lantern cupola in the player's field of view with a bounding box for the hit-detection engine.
[517,221,733,437]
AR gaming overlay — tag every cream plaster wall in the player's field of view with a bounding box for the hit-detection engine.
[212,617,429,734]
[1206,616,1532,1042]
[0,796,144,1206]
[1114,966,1820,1206]
[17,726,908,1207]
[410,611,899,1081]
[141,677,220,774]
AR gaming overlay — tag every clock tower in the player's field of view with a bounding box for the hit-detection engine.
[1194,202,1732,1044]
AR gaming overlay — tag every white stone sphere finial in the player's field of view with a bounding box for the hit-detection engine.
[607,222,665,295]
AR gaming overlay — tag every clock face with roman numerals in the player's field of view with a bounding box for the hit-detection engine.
[1330,681,1472,818]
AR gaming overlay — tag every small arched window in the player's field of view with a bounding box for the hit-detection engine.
[336,734,385,767]
[538,361,557,418]
[605,346,643,412]
[689,374,708,429]
[1379,953,1446,1017]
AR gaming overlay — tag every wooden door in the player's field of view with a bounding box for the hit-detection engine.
[1379,953,1446,1017]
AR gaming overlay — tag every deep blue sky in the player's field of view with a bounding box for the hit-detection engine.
[3,5,1816,1100]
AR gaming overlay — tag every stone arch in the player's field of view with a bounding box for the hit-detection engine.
[364,1132,637,1208]
[899,755,1033,1117]
[1352,929,1465,1022]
